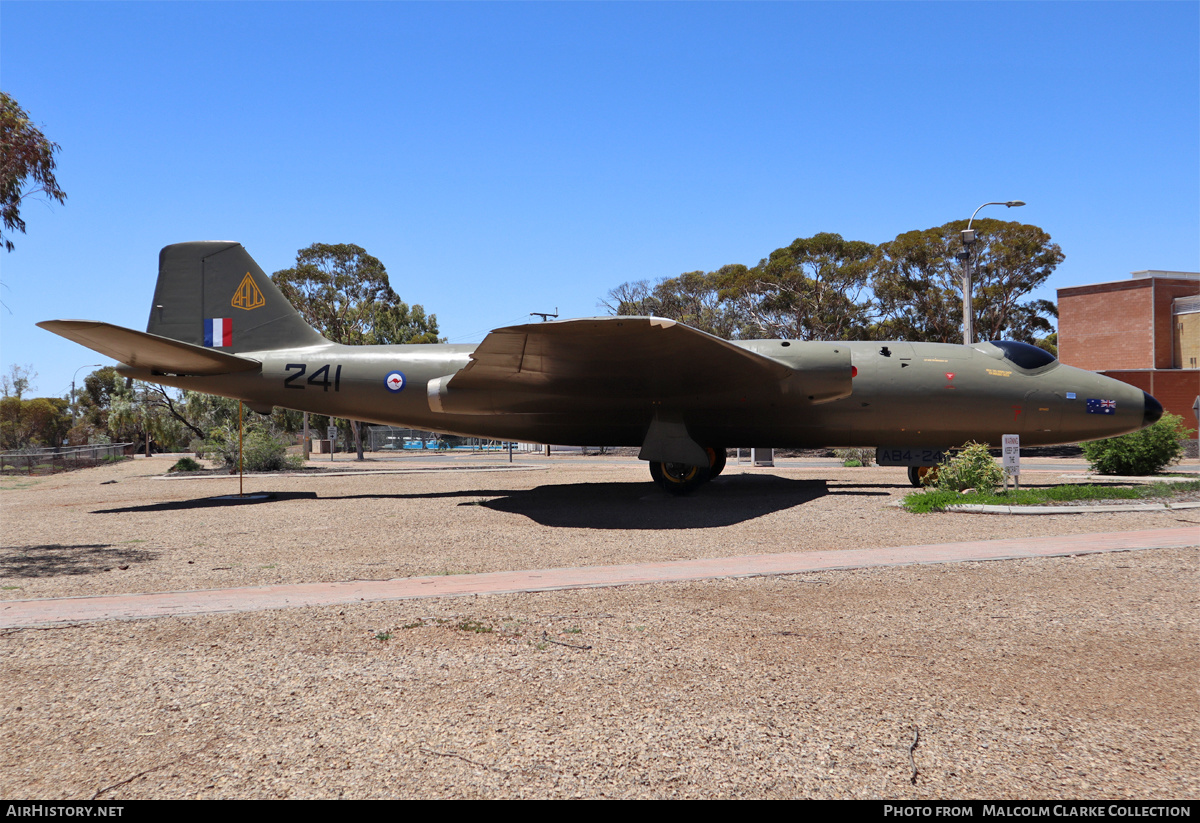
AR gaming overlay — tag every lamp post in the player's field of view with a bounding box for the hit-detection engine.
[960,200,1024,345]
[71,364,102,427]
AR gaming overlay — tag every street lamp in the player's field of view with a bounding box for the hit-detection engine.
[71,364,102,426]
[960,200,1025,345]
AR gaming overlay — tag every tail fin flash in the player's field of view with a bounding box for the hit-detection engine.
[147,242,326,352]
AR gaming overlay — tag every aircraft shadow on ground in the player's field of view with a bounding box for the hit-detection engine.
[91,491,319,514]
[0,543,158,578]
[272,475,843,529]
[474,475,835,529]
[85,476,893,530]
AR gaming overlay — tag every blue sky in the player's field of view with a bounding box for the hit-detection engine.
[3,1,1197,399]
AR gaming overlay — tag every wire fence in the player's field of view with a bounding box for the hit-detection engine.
[363,427,543,453]
[0,443,135,474]
[366,427,443,452]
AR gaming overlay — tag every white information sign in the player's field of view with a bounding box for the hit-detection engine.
[327,426,338,442]
[1002,434,1020,476]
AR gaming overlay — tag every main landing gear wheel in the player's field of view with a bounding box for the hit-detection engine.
[708,447,727,480]
[907,466,937,487]
[650,461,711,495]
[649,446,725,495]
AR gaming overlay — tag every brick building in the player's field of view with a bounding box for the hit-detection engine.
[1058,270,1199,443]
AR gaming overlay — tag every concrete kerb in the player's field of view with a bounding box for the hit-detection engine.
[153,465,542,480]
[946,501,1200,515]
[1060,473,1199,483]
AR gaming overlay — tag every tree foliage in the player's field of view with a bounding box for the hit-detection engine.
[964,219,1062,343]
[1,93,67,252]
[61,370,302,457]
[601,270,754,338]
[873,218,1061,343]
[70,367,204,451]
[271,243,440,345]
[107,381,189,450]
[604,221,1063,345]
[720,233,878,340]
[872,226,963,342]
[1,396,71,449]
[1,364,37,400]
[603,233,878,340]
[1035,332,1058,357]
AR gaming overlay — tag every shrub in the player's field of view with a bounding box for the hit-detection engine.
[934,442,1004,493]
[204,425,302,472]
[169,457,202,473]
[1081,413,1194,475]
[834,447,874,467]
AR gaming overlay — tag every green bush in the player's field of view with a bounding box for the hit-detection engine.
[168,457,202,473]
[934,442,1004,493]
[188,437,206,458]
[834,447,874,467]
[204,425,302,472]
[1081,413,1194,475]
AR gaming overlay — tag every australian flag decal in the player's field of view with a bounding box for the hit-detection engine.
[1086,398,1116,415]
[205,318,232,347]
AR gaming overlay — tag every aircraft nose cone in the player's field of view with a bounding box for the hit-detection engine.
[1143,391,1163,426]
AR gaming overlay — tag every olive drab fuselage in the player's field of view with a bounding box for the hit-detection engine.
[117,336,1152,452]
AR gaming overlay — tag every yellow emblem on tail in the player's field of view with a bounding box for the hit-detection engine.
[231,272,265,310]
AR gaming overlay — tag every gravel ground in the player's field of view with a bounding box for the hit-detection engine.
[1,454,1197,799]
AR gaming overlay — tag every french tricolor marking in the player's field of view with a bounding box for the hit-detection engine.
[205,318,232,347]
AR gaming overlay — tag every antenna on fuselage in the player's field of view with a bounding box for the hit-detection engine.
[530,308,558,322]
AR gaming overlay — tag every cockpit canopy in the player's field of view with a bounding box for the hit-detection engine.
[984,340,1058,370]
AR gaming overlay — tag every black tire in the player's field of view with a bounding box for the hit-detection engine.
[708,447,727,479]
[650,461,711,495]
[908,465,937,487]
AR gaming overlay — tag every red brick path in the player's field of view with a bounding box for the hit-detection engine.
[2,527,1195,628]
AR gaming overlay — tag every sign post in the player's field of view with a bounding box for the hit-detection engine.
[327,425,338,462]
[1002,434,1020,491]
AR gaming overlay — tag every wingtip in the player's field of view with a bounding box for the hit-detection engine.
[38,319,104,334]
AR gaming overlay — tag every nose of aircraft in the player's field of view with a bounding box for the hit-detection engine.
[1143,391,1163,426]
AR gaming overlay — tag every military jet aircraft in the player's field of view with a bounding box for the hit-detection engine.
[40,242,1163,494]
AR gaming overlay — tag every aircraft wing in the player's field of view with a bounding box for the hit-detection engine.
[428,317,845,415]
[38,320,261,376]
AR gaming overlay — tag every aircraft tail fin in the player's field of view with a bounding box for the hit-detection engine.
[147,242,327,353]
